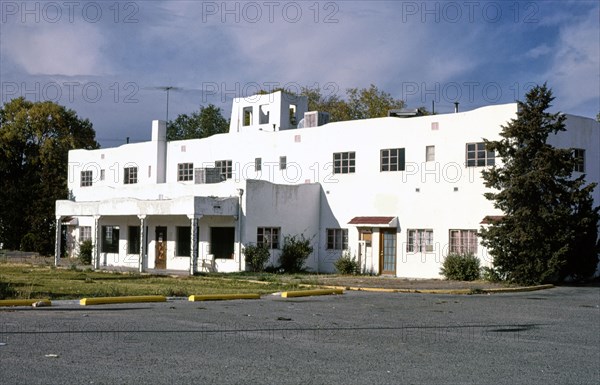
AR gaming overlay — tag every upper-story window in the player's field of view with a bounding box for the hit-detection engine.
[279,156,287,170]
[215,160,233,180]
[466,142,495,167]
[124,166,138,184]
[426,145,435,162]
[573,148,585,172]
[178,163,193,181]
[255,157,262,172]
[80,170,93,187]
[333,152,355,174]
[380,148,405,172]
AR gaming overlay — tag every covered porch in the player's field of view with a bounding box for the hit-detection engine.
[347,216,400,276]
[55,195,242,274]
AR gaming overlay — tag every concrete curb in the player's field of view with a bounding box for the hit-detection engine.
[0,299,51,307]
[318,284,555,294]
[281,289,344,298]
[189,294,261,301]
[80,295,167,306]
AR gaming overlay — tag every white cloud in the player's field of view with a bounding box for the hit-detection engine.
[526,44,552,59]
[545,9,600,112]
[3,23,110,76]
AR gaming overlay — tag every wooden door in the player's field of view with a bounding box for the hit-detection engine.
[155,226,167,269]
[379,229,396,275]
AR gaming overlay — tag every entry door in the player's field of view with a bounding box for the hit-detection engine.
[358,229,373,273]
[379,229,396,275]
[155,226,167,269]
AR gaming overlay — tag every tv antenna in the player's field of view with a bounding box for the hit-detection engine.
[144,86,183,122]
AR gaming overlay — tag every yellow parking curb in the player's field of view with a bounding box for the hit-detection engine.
[80,295,166,306]
[281,289,344,298]
[0,299,51,307]
[483,284,554,293]
[319,284,555,294]
[188,294,261,301]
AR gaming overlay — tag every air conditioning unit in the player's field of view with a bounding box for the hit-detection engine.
[303,111,330,128]
[425,244,434,252]
[194,168,222,184]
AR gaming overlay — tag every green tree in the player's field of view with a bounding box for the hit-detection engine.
[346,84,405,120]
[0,97,98,254]
[480,84,599,284]
[166,104,228,140]
[300,86,351,122]
[301,84,404,122]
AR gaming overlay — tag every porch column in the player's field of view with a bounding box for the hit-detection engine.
[188,215,199,275]
[54,216,62,267]
[237,189,244,271]
[93,215,101,269]
[138,215,147,273]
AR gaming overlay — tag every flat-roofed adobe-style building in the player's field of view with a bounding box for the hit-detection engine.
[55,90,600,277]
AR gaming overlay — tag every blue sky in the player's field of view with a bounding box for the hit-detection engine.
[1,1,598,147]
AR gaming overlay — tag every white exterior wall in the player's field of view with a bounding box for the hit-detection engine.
[57,91,599,277]
[244,180,321,270]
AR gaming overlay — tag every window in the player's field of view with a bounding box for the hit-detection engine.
[176,226,191,257]
[101,225,120,253]
[259,104,269,124]
[573,149,585,172]
[289,104,297,126]
[255,157,262,172]
[178,163,193,181]
[128,226,140,255]
[466,142,495,167]
[100,169,105,181]
[426,145,435,162]
[327,229,348,250]
[449,229,478,255]
[79,226,91,241]
[333,152,355,174]
[124,166,138,184]
[407,229,433,252]
[257,227,280,249]
[80,170,93,187]
[243,107,253,126]
[279,156,287,170]
[380,148,405,172]
[215,160,233,180]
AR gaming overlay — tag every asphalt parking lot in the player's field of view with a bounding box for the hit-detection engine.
[1,287,598,385]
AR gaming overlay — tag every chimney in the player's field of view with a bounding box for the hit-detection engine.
[454,102,459,113]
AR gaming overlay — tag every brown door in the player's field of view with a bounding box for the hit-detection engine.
[155,226,167,269]
[379,229,396,275]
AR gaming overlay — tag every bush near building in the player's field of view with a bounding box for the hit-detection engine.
[441,253,481,281]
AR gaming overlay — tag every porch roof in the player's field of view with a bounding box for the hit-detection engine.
[348,216,398,227]
[480,215,504,224]
[56,195,238,218]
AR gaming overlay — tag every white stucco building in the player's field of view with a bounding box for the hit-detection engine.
[55,91,600,277]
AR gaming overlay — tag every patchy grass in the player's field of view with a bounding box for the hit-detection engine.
[0,262,301,300]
